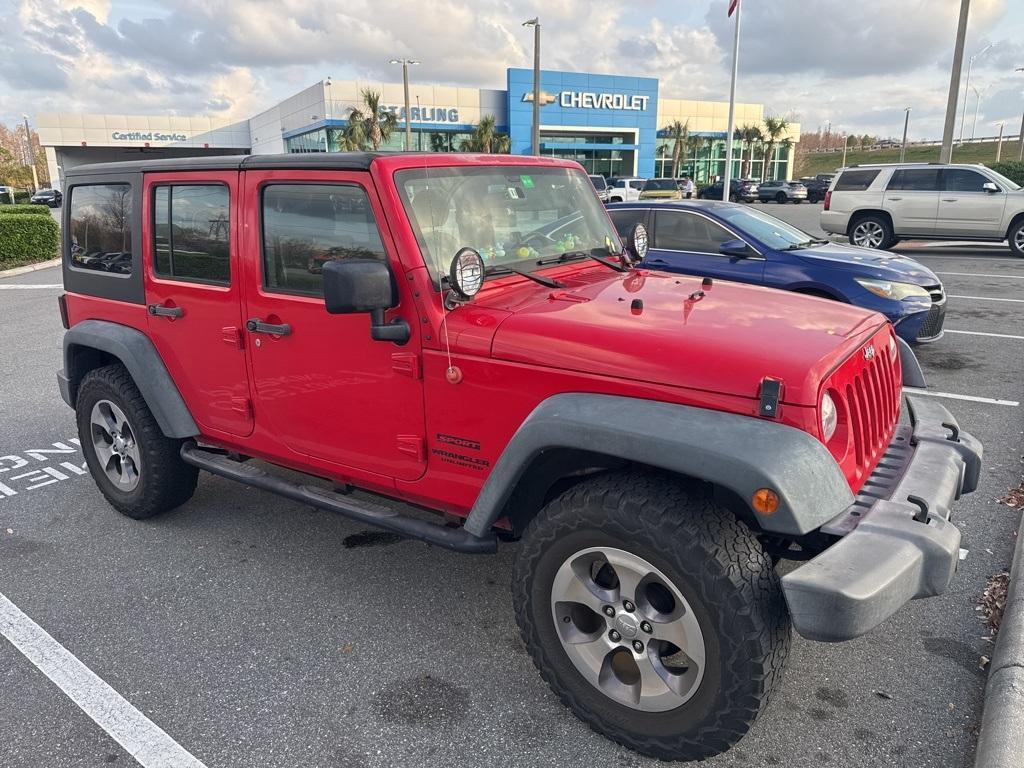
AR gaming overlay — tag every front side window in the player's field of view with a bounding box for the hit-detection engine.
[69,184,133,274]
[395,165,621,284]
[942,169,990,192]
[887,169,939,191]
[153,185,230,283]
[261,184,387,297]
[655,211,734,254]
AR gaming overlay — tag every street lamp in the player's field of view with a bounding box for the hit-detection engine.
[900,107,911,163]
[960,43,993,145]
[523,17,541,155]
[389,58,420,151]
[995,121,1005,161]
[22,113,39,192]
[1016,67,1024,161]
[970,83,990,140]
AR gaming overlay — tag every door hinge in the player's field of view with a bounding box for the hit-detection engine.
[391,352,421,379]
[231,397,253,419]
[222,326,244,350]
[396,435,425,462]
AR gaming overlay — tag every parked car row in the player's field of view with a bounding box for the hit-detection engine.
[589,175,813,206]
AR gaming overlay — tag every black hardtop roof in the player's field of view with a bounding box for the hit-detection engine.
[64,151,407,177]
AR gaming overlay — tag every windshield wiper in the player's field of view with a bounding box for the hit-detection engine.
[536,249,629,273]
[485,265,566,289]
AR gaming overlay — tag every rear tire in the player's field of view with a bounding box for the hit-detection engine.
[76,364,198,519]
[1009,219,1024,258]
[849,214,896,250]
[775,192,786,204]
[512,470,790,761]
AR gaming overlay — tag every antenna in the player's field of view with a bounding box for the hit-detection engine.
[421,152,458,382]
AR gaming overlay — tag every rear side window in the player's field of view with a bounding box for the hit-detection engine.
[833,170,879,191]
[887,169,940,191]
[69,184,133,275]
[942,169,990,192]
[153,185,230,284]
[261,184,387,297]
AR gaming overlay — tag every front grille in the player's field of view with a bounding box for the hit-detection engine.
[843,339,902,479]
[918,284,946,341]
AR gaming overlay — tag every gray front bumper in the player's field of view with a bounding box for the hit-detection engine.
[781,396,983,642]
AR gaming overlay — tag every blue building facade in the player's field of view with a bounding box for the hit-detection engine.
[506,68,659,178]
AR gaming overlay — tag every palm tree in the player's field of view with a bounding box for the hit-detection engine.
[663,120,689,178]
[345,89,398,151]
[761,116,789,181]
[458,115,510,153]
[739,124,764,178]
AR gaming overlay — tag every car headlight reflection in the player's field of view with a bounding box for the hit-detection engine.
[821,391,838,442]
[855,278,930,300]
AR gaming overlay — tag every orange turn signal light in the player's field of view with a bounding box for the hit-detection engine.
[752,488,780,515]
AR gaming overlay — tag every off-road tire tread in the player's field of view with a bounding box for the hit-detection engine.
[76,363,197,519]
[512,469,790,761]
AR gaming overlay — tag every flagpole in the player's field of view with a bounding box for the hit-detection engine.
[722,0,741,201]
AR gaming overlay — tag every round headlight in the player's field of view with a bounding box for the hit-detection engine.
[449,247,485,300]
[821,391,838,442]
[626,222,648,264]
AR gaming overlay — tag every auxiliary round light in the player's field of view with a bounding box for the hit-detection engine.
[449,248,485,299]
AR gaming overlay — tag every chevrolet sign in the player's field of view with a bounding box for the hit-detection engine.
[558,91,650,111]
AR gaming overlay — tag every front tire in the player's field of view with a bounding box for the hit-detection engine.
[1009,219,1024,257]
[512,470,790,761]
[849,214,896,250]
[774,192,786,204]
[76,364,198,519]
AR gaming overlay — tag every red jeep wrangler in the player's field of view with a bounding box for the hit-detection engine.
[57,153,981,761]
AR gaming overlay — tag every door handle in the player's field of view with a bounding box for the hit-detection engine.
[887,196,902,201]
[246,318,292,336]
[148,304,183,318]
[942,198,958,202]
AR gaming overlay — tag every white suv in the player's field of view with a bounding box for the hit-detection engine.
[607,176,645,202]
[820,163,1024,256]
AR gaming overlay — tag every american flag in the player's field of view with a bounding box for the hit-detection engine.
[728,0,739,16]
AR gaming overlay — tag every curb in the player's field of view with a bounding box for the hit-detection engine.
[974,506,1024,768]
[0,258,61,279]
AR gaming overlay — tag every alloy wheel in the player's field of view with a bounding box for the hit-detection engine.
[852,220,884,248]
[1014,228,1024,254]
[90,399,142,491]
[550,546,706,712]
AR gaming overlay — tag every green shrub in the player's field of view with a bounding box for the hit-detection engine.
[989,161,1024,186]
[13,191,30,204]
[0,203,52,216]
[0,213,60,270]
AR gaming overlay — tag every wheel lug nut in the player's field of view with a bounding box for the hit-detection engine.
[603,605,615,617]
[623,600,635,612]
[609,629,621,642]
[640,621,652,634]
[633,640,644,653]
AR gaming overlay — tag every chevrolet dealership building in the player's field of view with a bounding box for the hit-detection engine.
[38,68,799,189]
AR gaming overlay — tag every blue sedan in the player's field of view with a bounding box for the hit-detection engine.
[607,201,946,344]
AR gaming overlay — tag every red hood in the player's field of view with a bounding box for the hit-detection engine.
[448,267,886,406]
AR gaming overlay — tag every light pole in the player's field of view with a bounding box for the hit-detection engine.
[389,58,419,151]
[995,121,1005,161]
[1016,67,1024,161]
[959,42,992,145]
[523,18,541,155]
[900,107,911,162]
[940,0,970,163]
[21,114,39,192]
[971,84,989,140]
[841,134,849,167]
[415,96,423,151]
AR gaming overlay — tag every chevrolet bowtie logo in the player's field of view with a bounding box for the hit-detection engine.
[521,90,558,105]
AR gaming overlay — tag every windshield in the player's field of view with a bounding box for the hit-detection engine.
[396,165,622,284]
[715,206,818,250]
[986,168,1022,191]
[644,179,678,191]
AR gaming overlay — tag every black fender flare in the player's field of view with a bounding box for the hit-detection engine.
[59,319,199,438]
[463,393,854,538]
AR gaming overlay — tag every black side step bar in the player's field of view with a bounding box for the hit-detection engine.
[180,444,497,554]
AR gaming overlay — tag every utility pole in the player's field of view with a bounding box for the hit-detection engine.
[389,58,419,151]
[523,18,541,155]
[941,0,971,163]
[1016,68,1024,161]
[900,108,911,162]
[722,0,742,200]
[22,114,39,192]
[995,122,1005,161]
[841,134,849,167]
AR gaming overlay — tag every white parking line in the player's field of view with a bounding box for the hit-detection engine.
[935,271,1024,280]
[904,387,1019,407]
[0,591,207,768]
[0,284,62,290]
[946,329,1024,340]
[947,294,1024,303]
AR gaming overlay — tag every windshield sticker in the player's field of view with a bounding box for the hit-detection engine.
[520,175,535,188]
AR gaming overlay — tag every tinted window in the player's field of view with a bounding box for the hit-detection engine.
[610,179,625,188]
[588,175,607,190]
[887,169,939,191]
[262,184,386,297]
[833,170,879,191]
[942,169,991,192]
[153,185,230,283]
[643,179,679,191]
[69,184,133,274]
[609,209,646,240]
[655,211,734,253]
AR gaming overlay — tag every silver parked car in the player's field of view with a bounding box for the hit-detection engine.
[821,163,1024,256]
[757,180,808,203]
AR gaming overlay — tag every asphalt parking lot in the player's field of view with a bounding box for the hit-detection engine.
[1,224,1022,767]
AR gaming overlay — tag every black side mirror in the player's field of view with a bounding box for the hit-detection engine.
[719,238,752,258]
[323,259,410,344]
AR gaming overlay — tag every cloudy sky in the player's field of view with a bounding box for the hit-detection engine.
[2,0,1023,141]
